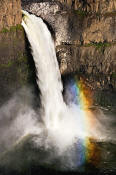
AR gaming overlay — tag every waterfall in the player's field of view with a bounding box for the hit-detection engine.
[21,11,85,151]
[22,10,66,130]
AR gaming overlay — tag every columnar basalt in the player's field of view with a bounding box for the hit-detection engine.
[0,0,27,105]
[58,0,116,13]
[57,45,116,89]
[0,0,22,31]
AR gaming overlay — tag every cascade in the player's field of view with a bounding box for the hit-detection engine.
[22,10,66,130]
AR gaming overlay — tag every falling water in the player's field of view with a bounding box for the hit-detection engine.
[22,10,66,130]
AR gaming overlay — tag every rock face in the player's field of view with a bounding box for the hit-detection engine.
[23,1,63,16]
[57,45,116,89]
[0,0,28,105]
[59,0,116,13]
[0,29,26,105]
[0,0,22,31]
[22,1,116,45]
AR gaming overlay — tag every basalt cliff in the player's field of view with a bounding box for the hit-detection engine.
[0,0,116,106]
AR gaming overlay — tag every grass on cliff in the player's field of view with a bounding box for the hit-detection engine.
[84,42,112,49]
[0,24,23,33]
[0,53,27,68]
[74,10,88,17]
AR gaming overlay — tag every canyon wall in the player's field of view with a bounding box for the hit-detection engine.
[0,0,29,105]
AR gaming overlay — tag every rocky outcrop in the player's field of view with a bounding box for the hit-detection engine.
[0,0,22,31]
[0,29,25,65]
[22,2,116,45]
[55,12,116,45]
[22,1,63,16]
[57,45,116,89]
[58,0,116,13]
[0,29,26,105]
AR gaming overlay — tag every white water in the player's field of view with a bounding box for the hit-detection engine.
[21,10,89,150]
[22,10,65,130]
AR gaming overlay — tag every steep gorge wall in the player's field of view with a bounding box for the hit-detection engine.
[0,0,31,105]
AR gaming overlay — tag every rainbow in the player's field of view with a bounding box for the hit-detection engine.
[65,75,101,169]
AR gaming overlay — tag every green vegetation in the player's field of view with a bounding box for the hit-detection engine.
[10,24,23,32]
[0,53,37,86]
[0,24,23,33]
[92,42,111,49]
[0,53,31,86]
[74,10,88,17]
[18,53,28,64]
[57,41,116,51]
[111,72,116,79]
[84,42,111,49]
[0,60,13,68]
[1,28,9,33]
[0,53,28,68]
